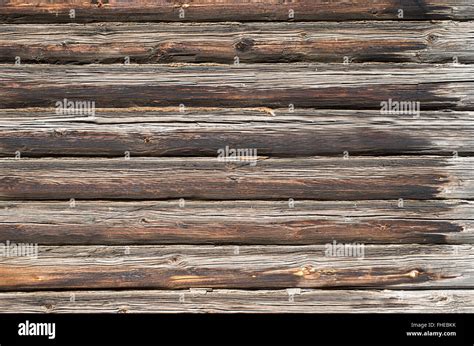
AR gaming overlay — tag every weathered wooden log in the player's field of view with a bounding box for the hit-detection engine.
[1,64,473,110]
[1,108,473,157]
[0,200,472,245]
[0,0,472,23]
[0,289,471,313]
[1,21,473,64]
[0,157,472,200]
[0,245,471,290]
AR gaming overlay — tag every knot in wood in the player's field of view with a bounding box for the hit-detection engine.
[234,38,255,52]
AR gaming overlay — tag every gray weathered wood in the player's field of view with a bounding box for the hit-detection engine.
[0,289,471,313]
[0,200,472,245]
[0,245,472,290]
[1,64,473,110]
[1,108,473,156]
[1,21,473,64]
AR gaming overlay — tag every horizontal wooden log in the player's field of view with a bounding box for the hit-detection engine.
[0,157,472,201]
[1,64,473,110]
[1,108,474,157]
[0,200,473,245]
[1,21,473,64]
[0,0,473,23]
[0,245,472,290]
[0,289,471,313]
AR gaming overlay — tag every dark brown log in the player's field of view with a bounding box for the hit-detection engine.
[0,0,472,23]
[1,64,473,110]
[0,200,472,245]
[0,289,471,313]
[1,108,473,157]
[0,245,471,290]
[1,21,473,64]
[0,157,472,200]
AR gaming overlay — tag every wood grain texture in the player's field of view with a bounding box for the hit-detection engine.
[0,157,472,201]
[1,200,473,245]
[0,289,472,313]
[0,0,473,23]
[4,63,474,110]
[1,21,473,64]
[1,0,473,313]
[0,245,472,290]
[1,64,473,110]
[1,108,473,157]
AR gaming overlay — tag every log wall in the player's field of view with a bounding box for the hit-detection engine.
[0,0,473,313]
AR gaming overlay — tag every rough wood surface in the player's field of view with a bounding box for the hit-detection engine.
[1,108,473,157]
[0,200,472,245]
[1,0,473,314]
[1,0,473,23]
[1,157,472,200]
[0,289,471,313]
[1,21,473,64]
[1,64,473,110]
[0,245,472,290]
